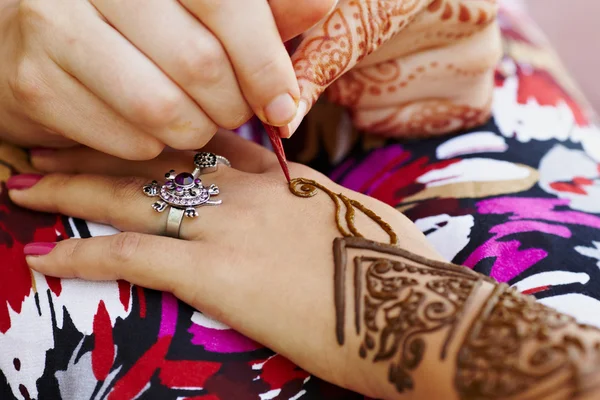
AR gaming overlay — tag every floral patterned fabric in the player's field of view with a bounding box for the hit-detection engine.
[2,3,600,399]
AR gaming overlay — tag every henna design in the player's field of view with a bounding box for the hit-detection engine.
[456,284,600,399]
[330,54,492,108]
[427,0,496,25]
[292,0,431,106]
[290,177,600,398]
[334,237,600,398]
[289,178,398,245]
[355,98,492,138]
[334,237,484,393]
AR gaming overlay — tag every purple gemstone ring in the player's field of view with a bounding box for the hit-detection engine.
[143,167,222,238]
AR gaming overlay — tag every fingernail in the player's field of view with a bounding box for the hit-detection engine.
[264,93,298,126]
[280,100,308,138]
[6,174,43,190]
[24,242,56,256]
[30,148,55,157]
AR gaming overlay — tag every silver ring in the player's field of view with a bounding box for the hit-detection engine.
[143,166,222,238]
[193,152,231,175]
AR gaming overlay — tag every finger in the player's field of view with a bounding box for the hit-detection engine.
[179,0,301,127]
[8,167,236,237]
[351,96,493,137]
[91,0,252,130]
[281,0,432,137]
[329,22,501,110]
[9,174,167,234]
[24,234,199,301]
[14,60,164,160]
[31,130,276,177]
[24,235,242,330]
[48,1,217,150]
[31,148,194,180]
[354,0,498,68]
[271,0,338,40]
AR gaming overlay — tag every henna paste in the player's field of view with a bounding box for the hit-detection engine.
[334,237,483,392]
[456,284,600,399]
[291,178,600,398]
[289,178,398,245]
[335,238,600,398]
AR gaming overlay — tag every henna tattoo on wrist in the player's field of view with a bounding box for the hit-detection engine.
[335,238,600,399]
[334,237,486,393]
[290,178,600,398]
[456,284,600,399]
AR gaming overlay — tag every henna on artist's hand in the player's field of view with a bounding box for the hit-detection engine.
[288,0,502,138]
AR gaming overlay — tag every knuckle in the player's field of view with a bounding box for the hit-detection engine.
[125,140,165,161]
[178,39,226,85]
[46,173,72,192]
[63,240,84,272]
[9,58,47,106]
[220,108,253,130]
[128,91,184,129]
[167,123,217,150]
[246,55,286,85]
[110,176,145,202]
[17,0,49,28]
[109,232,143,264]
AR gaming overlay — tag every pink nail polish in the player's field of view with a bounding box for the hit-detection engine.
[30,148,55,157]
[6,174,43,190]
[24,242,56,256]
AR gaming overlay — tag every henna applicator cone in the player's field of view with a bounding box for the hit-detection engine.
[263,124,291,183]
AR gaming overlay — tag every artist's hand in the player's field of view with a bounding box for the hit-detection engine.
[286,0,502,138]
[7,129,442,398]
[0,0,334,157]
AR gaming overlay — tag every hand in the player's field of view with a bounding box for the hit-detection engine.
[0,0,335,158]
[10,136,600,399]
[7,130,442,397]
[285,0,502,138]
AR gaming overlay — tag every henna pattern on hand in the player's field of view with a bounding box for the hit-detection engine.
[334,238,600,398]
[291,0,500,139]
[355,98,492,137]
[456,284,600,399]
[290,178,600,398]
[292,0,430,106]
[289,178,398,245]
[334,237,484,392]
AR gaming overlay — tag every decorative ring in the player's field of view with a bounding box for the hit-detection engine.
[193,152,231,175]
[143,167,222,238]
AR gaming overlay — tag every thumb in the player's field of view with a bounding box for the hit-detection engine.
[281,0,431,137]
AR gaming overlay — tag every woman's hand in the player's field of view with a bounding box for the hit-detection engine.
[286,0,502,138]
[7,130,443,398]
[0,0,334,157]
[9,135,600,399]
